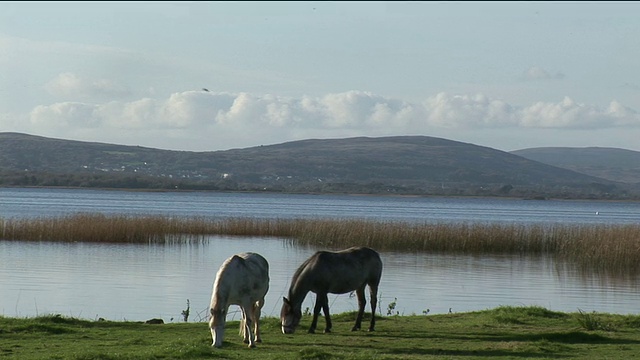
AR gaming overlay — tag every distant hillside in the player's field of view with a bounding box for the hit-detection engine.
[512,147,640,185]
[0,132,634,199]
[213,136,610,186]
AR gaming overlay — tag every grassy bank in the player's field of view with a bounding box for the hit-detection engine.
[2,213,640,275]
[1,306,640,359]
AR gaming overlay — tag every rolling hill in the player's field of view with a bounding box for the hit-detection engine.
[0,132,634,199]
[512,147,640,185]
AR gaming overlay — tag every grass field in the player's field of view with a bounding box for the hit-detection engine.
[1,306,640,359]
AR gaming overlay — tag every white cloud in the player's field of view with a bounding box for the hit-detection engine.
[317,91,417,129]
[30,102,100,128]
[423,93,516,128]
[520,97,640,128]
[12,90,640,151]
[214,93,265,126]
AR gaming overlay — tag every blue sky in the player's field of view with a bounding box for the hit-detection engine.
[1,1,640,151]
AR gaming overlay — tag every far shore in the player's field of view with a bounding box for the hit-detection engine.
[3,184,640,203]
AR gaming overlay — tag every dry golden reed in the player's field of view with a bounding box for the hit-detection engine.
[1,213,640,274]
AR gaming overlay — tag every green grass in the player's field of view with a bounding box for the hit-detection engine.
[1,306,640,359]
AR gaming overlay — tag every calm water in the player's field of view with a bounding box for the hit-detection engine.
[1,187,640,321]
[2,187,640,224]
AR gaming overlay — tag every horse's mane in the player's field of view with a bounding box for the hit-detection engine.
[289,252,322,296]
[289,251,326,298]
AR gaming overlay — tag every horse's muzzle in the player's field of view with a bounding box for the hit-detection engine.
[281,325,295,334]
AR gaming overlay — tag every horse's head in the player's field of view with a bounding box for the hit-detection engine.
[280,297,302,334]
[209,307,227,348]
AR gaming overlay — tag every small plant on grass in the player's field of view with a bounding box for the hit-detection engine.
[576,309,615,331]
[387,297,399,316]
[181,299,190,322]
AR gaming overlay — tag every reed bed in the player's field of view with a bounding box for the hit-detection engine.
[1,213,640,275]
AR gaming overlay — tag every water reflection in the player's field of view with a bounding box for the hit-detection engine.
[1,236,638,322]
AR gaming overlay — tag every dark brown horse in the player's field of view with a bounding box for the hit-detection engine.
[280,246,382,334]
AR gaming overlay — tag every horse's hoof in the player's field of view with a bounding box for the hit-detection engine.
[368,328,375,332]
[308,329,316,334]
[323,329,331,334]
[351,327,360,331]
[248,344,256,349]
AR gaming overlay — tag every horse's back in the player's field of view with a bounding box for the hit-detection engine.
[348,247,382,284]
[306,246,382,292]
[331,246,382,273]
[237,252,270,274]
[234,252,270,284]
[213,252,270,303]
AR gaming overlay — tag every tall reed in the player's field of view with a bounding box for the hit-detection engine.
[2,213,639,274]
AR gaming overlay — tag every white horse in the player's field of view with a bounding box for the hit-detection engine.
[209,252,270,348]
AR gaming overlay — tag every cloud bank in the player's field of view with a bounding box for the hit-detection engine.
[15,86,639,151]
[3,61,640,151]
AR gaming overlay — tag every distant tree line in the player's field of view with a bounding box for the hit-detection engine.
[0,170,637,200]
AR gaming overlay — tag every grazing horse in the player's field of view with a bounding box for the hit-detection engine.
[280,246,382,334]
[209,252,269,348]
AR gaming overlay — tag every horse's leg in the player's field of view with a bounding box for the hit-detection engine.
[368,285,378,332]
[254,298,264,343]
[239,306,249,344]
[240,303,257,348]
[320,293,332,333]
[352,286,366,331]
[308,293,325,334]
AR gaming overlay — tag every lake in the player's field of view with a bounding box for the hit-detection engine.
[3,187,640,225]
[1,187,640,321]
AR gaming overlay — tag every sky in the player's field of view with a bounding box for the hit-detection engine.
[1,1,640,152]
